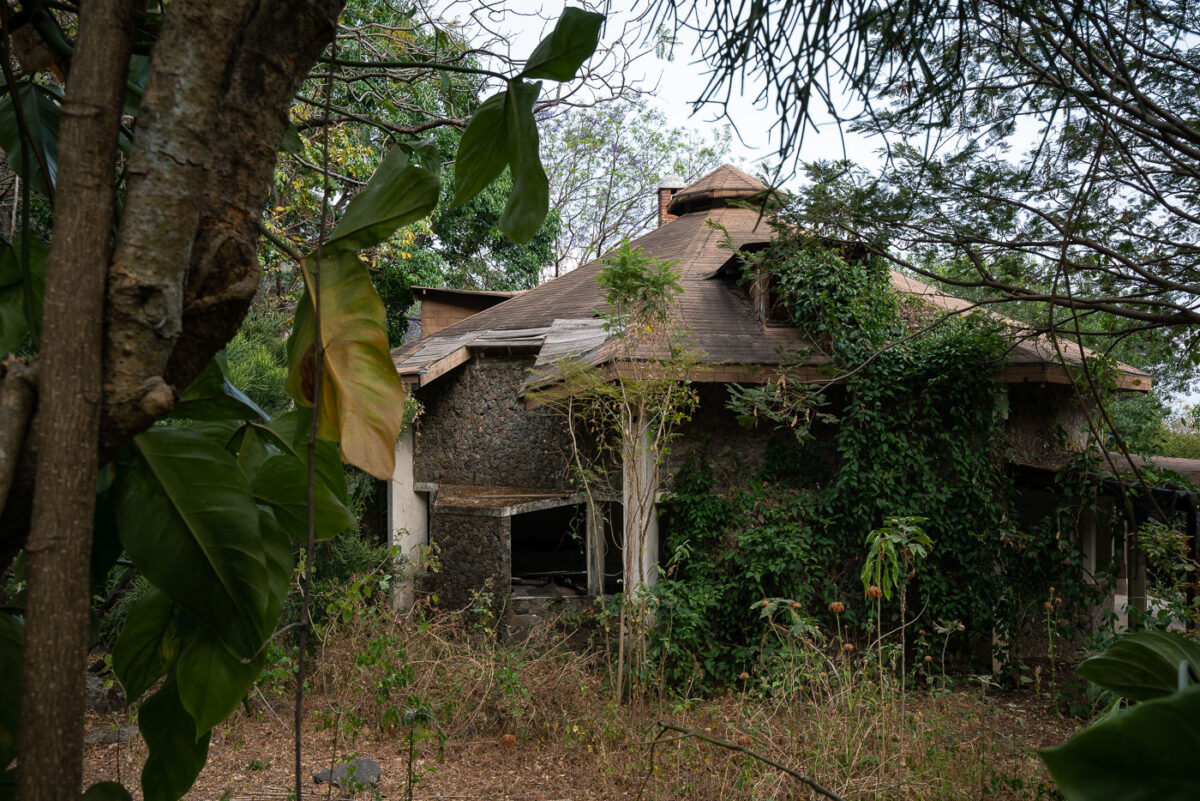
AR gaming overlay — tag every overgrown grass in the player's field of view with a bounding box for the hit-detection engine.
[234,591,1071,800]
[87,567,1074,800]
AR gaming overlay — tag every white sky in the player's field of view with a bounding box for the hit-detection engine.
[452,0,882,185]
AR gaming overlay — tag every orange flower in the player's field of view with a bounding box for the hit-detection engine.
[865,586,883,600]
[738,672,750,681]
[843,643,855,652]
[828,601,845,614]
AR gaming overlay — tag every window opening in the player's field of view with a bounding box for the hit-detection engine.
[511,505,588,598]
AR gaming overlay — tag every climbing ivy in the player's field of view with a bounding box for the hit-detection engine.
[653,222,1106,689]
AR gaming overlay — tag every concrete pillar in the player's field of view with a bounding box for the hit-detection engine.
[388,427,427,611]
[622,413,659,594]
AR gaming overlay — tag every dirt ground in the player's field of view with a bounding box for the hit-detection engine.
[82,688,1077,801]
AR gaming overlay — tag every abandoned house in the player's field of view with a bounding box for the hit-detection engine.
[387,164,1197,624]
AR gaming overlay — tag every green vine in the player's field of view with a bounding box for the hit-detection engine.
[653,223,1109,690]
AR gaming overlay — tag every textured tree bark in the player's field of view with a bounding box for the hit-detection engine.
[16,0,134,798]
[101,0,256,452]
[0,0,343,566]
[167,0,343,392]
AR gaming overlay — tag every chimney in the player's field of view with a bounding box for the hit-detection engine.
[656,174,686,227]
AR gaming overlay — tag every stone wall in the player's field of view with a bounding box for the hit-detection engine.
[414,356,573,489]
[428,510,510,610]
[664,383,780,483]
[1005,382,1091,465]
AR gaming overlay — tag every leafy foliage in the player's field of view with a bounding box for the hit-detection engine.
[539,97,731,277]
[0,3,607,797]
[595,240,682,335]
[1041,631,1200,800]
[96,391,351,798]
[653,220,1106,689]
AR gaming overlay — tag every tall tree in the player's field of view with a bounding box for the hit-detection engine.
[0,2,605,798]
[653,0,1200,337]
[540,97,730,277]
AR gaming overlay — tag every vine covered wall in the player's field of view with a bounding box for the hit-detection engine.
[651,224,1105,690]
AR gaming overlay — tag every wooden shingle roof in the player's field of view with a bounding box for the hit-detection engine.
[392,165,1151,393]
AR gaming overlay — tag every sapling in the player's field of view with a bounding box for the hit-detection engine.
[860,516,932,704]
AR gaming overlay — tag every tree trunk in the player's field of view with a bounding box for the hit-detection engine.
[0,0,343,575]
[16,1,134,798]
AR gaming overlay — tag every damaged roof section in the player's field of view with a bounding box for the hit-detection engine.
[391,164,1151,397]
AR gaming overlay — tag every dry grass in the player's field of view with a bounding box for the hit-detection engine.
[83,602,1076,801]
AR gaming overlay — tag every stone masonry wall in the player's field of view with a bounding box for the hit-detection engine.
[1005,382,1091,465]
[414,356,573,489]
[428,511,510,610]
[664,383,779,483]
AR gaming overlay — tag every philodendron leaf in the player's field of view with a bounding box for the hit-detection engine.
[285,249,407,480]
[0,84,60,195]
[111,588,178,703]
[175,621,262,738]
[249,453,356,542]
[138,675,210,801]
[1039,682,1200,801]
[258,507,294,629]
[499,79,548,243]
[279,121,302,154]
[324,146,440,253]
[171,355,269,423]
[229,414,348,503]
[266,410,349,502]
[0,613,22,770]
[519,7,604,82]
[0,234,47,355]
[451,90,508,208]
[116,427,270,658]
[1076,630,1200,701]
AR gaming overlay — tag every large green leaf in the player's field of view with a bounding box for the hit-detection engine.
[249,454,355,542]
[285,250,407,480]
[175,621,262,738]
[0,614,22,770]
[116,427,270,658]
[324,146,439,253]
[1040,683,1200,801]
[233,412,348,503]
[1077,630,1200,701]
[258,507,294,629]
[111,589,178,703]
[499,79,548,243]
[170,355,269,423]
[91,465,124,588]
[271,410,349,501]
[0,234,47,355]
[138,675,210,801]
[123,55,151,118]
[451,90,509,208]
[0,84,59,195]
[519,8,604,82]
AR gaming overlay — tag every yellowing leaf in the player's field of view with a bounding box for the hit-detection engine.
[285,250,405,479]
